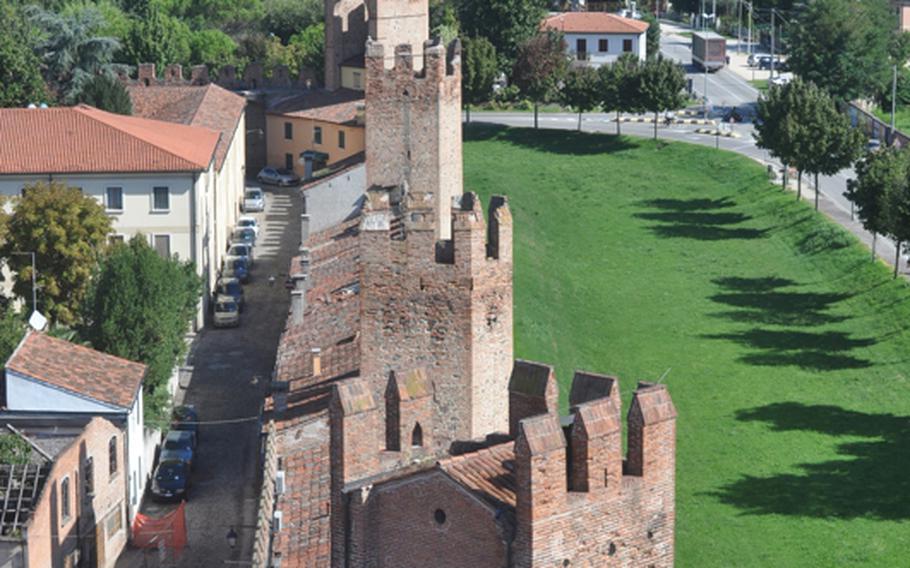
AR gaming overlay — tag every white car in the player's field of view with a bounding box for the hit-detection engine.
[236,216,260,237]
[243,188,265,213]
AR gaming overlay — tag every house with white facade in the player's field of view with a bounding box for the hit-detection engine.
[2,331,148,523]
[0,105,221,325]
[542,12,649,65]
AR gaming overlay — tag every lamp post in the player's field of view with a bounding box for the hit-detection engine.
[11,251,36,316]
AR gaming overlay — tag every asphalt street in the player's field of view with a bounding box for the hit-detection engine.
[116,184,301,567]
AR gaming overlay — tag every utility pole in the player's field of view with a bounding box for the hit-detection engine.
[737,0,742,55]
[748,2,754,81]
[770,9,775,79]
[892,64,898,145]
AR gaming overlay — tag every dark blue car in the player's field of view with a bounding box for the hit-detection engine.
[151,460,191,501]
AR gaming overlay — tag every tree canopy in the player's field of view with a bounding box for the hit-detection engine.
[1,181,112,326]
[512,31,569,128]
[122,2,192,70]
[458,0,548,72]
[598,53,642,134]
[642,13,660,60]
[74,72,133,114]
[560,65,601,130]
[755,80,801,191]
[0,4,48,107]
[462,36,498,122]
[637,55,687,139]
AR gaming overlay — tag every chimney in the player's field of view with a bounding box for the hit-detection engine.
[190,65,210,85]
[138,63,156,86]
[290,290,305,325]
[311,348,322,377]
[164,64,183,84]
[300,215,310,248]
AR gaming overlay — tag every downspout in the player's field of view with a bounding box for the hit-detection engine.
[190,171,201,329]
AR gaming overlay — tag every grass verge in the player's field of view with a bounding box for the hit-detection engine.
[464,124,910,567]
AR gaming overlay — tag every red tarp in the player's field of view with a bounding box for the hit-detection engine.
[131,502,187,557]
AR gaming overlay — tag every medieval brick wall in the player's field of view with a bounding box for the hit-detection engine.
[325,0,369,90]
[367,0,429,71]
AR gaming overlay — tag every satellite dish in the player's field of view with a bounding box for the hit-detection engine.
[28,311,47,332]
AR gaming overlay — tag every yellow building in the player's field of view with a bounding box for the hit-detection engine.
[266,89,364,177]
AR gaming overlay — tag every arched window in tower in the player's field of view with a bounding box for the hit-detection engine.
[411,422,423,447]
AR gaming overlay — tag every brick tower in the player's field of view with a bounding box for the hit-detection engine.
[358,38,513,444]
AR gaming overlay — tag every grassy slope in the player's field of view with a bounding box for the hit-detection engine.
[872,106,910,136]
[464,124,910,567]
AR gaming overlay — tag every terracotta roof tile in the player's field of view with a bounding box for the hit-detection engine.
[267,89,363,125]
[542,12,650,34]
[0,105,219,174]
[128,84,246,171]
[440,443,517,510]
[6,331,146,409]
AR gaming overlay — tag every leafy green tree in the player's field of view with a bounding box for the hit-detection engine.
[462,36,498,123]
[755,81,801,193]
[1,181,111,326]
[0,4,48,107]
[881,150,910,277]
[560,65,600,131]
[288,23,324,81]
[61,0,131,44]
[83,236,201,428]
[0,434,32,465]
[262,0,321,44]
[458,0,548,71]
[123,2,191,69]
[27,5,121,101]
[190,29,238,71]
[846,149,902,261]
[512,31,569,129]
[74,72,132,114]
[787,0,892,102]
[598,53,641,135]
[431,0,459,44]
[0,309,26,365]
[782,79,864,210]
[637,55,686,140]
[642,13,660,60]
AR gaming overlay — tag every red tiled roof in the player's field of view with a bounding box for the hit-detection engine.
[0,105,219,174]
[267,89,363,125]
[128,84,246,171]
[440,443,517,510]
[542,12,650,34]
[6,331,146,409]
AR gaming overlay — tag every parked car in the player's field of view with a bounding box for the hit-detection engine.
[150,460,191,502]
[758,56,783,71]
[222,257,250,283]
[769,75,791,87]
[171,405,199,439]
[159,430,196,469]
[236,215,260,237]
[215,277,244,311]
[231,227,257,248]
[227,243,254,267]
[213,294,241,328]
[243,188,266,212]
[257,166,300,187]
[747,52,770,67]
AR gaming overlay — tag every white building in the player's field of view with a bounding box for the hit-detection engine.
[0,105,222,325]
[542,12,649,66]
[3,331,148,523]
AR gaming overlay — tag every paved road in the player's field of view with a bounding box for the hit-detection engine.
[116,184,300,567]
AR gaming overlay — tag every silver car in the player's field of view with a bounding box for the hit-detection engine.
[213,295,240,328]
[243,188,266,212]
[227,243,253,268]
[256,167,300,187]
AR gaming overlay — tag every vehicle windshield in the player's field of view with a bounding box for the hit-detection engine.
[216,301,238,313]
[231,259,247,270]
[164,439,188,450]
[156,463,185,481]
[233,230,252,240]
[245,190,262,199]
[238,219,255,227]
[229,245,249,255]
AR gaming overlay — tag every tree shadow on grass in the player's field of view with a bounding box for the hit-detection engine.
[708,276,853,326]
[462,122,637,155]
[710,403,910,520]
[634,197,768,241]
[702,329,875,370]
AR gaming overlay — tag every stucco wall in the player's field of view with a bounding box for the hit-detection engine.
[564,31,646,65]
[266,114,365,174]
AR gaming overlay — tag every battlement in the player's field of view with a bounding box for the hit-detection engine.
[365,39,461,82]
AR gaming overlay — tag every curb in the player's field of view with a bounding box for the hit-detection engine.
[615,117,716,125]
[694,128,741,138]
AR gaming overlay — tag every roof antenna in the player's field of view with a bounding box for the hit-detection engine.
[656,368,671,384]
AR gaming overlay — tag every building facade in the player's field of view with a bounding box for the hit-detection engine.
[542,12,649,65]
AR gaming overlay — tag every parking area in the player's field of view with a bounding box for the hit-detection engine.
[116,182,301,567]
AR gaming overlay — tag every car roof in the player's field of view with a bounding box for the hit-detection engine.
[238,216,257,222]
[166,430,193,441]
[157,459,188,470]
[217,276,240,286]
[215,294,237,303]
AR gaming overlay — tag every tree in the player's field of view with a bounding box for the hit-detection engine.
[637,55,686,140]
[74,73,132,114]
[83,236,202,428]
[0,4,48,107]
[288,23,324,81]
[458,0,548,71]
[190,29,239,71]
[755,81,800,193]
[846,148,903,261]
[785,79,864,210]
[462,36,498,123]
[0,309,26,365]
[560,65,600,130]
[1,181,111,326]
[512,31,569,129]
[881,151,910,277]
[430,0,460,44]
[262,0,321,44]
[27,5,122,101]
[642,13,660,60]
[787,0,892,102]
[598,53,641,135]
[123,2,192,70]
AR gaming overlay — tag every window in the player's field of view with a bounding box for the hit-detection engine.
[313,126,322,145]
[285,153,294,170]
[284,121,293,140]
[576,38,587,53]
[152,187,169,211]
[352,71,362,90]
[105,504,123,538]
[109,436,118,477]
[338,130,346,149]
[411,422,423,447]
[599,39,609,52]
[109,235,125,246]
[623,39,633,53]
[61,477,71,522]
[153,235,171,258]
[84,457,94,497]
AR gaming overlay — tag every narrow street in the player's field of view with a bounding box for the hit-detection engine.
[116,184,300,567]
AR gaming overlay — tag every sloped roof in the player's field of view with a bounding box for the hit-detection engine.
[0,105,219,174]
[542,12,650,34]
[128,84,246,171]
[6,331,146,410]
[267,89,363,125]
[440,442,517,510]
